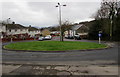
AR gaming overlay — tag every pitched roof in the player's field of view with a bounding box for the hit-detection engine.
[28,27,39,31]
[6,24,27,29]
[72,24,89,30]
[72,24,83,30]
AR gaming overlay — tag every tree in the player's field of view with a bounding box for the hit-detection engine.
[42,29,51,37]
[93,0,119,41]
[113,1,120,41]
[95,0,118,19]
[61,21,73,41]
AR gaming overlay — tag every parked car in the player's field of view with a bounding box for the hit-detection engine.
[65,35,74,39]
[44,35,52,40]
[38,35,52,41]
[74,34,81,40]
[38,36,44,41]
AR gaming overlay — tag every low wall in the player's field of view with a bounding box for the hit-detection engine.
[2,38,36,42]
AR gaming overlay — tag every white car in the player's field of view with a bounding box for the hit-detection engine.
[44,35,52,40]
[38,36,44,41]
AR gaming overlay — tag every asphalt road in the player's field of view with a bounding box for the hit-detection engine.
[2,39,119,64]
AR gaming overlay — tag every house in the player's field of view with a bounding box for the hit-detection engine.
[50,31,60,36]
[0,23,6,33]
[0,19,41,39]
[0,23,6,39]
[27,25,41,38]
[64,24,89,39]
[6,24,29,36]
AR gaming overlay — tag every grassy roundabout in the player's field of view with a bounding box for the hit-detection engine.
[4,41,107,51]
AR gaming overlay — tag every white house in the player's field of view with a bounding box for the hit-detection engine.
[0,23,6,33]
[64,24,89,38]
[5,24,29,35]
[6,29,29,35]
[0,23,6,39]
[0,19,41,39]
[28,30,41,37]
[27,25,41,37]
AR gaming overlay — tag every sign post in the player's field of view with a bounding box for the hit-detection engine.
[98,34,101,44]
[98,31,102,44]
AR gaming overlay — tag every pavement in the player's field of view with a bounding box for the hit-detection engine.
[2,64,118,75]
[1,37,119,76]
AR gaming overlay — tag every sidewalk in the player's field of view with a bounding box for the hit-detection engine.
[2,60,118,75]
[2,64,118,75]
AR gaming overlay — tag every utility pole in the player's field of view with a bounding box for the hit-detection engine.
[56,3,66,41]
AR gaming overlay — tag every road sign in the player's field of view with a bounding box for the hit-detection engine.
[98,33,102,37]
[98,33,102,44]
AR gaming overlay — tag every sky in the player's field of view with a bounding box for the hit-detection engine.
[0,0,102,28]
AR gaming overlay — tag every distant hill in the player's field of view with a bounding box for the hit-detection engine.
[41,20,95,31]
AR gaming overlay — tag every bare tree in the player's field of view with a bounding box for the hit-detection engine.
[94,0,119,40]
[95,0,118,19]
[61,21,73,41]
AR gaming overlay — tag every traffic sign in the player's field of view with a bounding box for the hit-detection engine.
[98,33,102,37]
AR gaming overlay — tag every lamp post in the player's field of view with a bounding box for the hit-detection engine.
[7,18,12,42]
[56,3,66,41]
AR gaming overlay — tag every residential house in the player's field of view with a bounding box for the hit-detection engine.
[28,25,41,38]
[64,24,89,38]
[6,24,29,35]
[0,23,6,38]
[0,19,41,39]
[50,31,60,36]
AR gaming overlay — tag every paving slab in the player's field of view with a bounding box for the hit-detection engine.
[2,64,118,76]
[2,64,21,74]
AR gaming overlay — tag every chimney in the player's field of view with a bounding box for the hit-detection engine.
[29,25,31,28]
[12,22,15,24]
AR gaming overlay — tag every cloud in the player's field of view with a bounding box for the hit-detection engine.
[1,0,102,2]
[1,1,101,27]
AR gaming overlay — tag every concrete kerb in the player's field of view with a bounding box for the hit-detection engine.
[2,60,118,66]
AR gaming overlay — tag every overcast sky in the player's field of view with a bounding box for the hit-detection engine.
[1,0,102,28]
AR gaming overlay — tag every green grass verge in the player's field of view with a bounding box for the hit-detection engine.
[4,41,107,51]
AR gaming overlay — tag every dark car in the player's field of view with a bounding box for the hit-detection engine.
[74,35,81,40]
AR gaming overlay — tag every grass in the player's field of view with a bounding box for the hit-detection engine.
[4,41,107,51]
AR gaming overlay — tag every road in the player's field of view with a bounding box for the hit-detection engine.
[2,38,119,65]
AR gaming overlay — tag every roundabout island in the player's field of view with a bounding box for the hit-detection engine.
[4,41,107,52]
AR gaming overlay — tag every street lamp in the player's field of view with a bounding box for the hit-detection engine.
[56,3,66,41]
[7,18,13,42]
